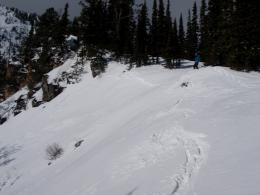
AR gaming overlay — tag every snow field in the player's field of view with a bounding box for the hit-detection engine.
[0,60,260,195]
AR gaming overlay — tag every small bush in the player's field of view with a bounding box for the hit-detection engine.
[90,53,108,78]
[46,143,64,160]
[181,82,189,88]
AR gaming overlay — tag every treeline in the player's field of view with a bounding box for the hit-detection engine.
[200,0,259,71]
[21,3,74,89]
[10,7,37,24]
[20,0,260,87]
[74,0,259,70]
[77,0,186,68]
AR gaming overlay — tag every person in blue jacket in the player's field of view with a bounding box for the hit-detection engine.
[193,52,200,69]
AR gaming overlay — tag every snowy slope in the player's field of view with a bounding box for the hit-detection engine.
[0,5,31,62]
[0,60,260,195]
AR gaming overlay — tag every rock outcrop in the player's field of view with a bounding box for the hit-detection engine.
[42,75,64,102]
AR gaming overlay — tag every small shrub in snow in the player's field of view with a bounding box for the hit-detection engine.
[181,82,189,88]
[90,53,108,77]
[46,143,64,160]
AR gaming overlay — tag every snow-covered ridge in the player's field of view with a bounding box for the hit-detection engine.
[0,5,31,62]
[0,53,86,125]
[0,61,260,195]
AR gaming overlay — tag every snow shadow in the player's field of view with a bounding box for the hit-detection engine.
[175,65,194,69]
[124,187,138,195]
[0,146,21,167]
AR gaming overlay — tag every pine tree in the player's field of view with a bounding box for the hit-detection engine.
[38,42,52,75]
[191,2,199,57]
[220,0,234,66]
[178,13,185,59]
[172,18,180,62]
[31,8,60,81]
[199,0,208,60]
[157,0,166,56]
[90,50,108,77]
[57,3,70,48]
[135,1,149,67]
[185,10,193,59]
[230,0,260,70]
[123,1,135,59]
[36,8,60,47]
[165,0,172,38]
[150,0,159,63]
[205,0,234,66]
[70,17,80,37]
[79,0,108,56]
[21,22,35,65]
[163,0,174,68]
[206,0,224,65]
[107,0,135,57]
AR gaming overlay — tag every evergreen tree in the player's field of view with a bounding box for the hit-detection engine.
[135,1,149,67]
[165,0,172,39]
[157,0,166,55]
[163,0,174,68]
[30,8,61,81]
[19,6,73,89]
[107,0,135,57]
[230,0,260,70]
[70,17,80,37]
[36,8,60,47]
[150,0,159,63]
[206,0,224,65]
[220,0,234,66]
[172,18,180,62]
[79,0,108,56]
[38,42,52,74]
[123,1,135,59]
[185,10,193,59]
[205,0,234,66]
[57,3,70,48]
[90,51,108,77]
[0,56,7,90]
[178,13,185,59]
[199,0,208,60]
[191,2,199,57]
[21,22,35,65]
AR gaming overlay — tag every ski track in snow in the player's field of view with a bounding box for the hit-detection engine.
[108,67,210,195]
[171,129,208,195]
[110,125,208,195]
[111,70,209,194]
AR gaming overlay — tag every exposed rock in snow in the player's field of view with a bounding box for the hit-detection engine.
[42,75,64,102]
[0,53,87,125]
[0,87,28,124]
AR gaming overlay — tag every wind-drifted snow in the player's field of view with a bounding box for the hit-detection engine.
[0,60,260,195]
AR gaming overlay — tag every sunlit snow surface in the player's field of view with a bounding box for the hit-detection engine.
[0,60,260,195]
